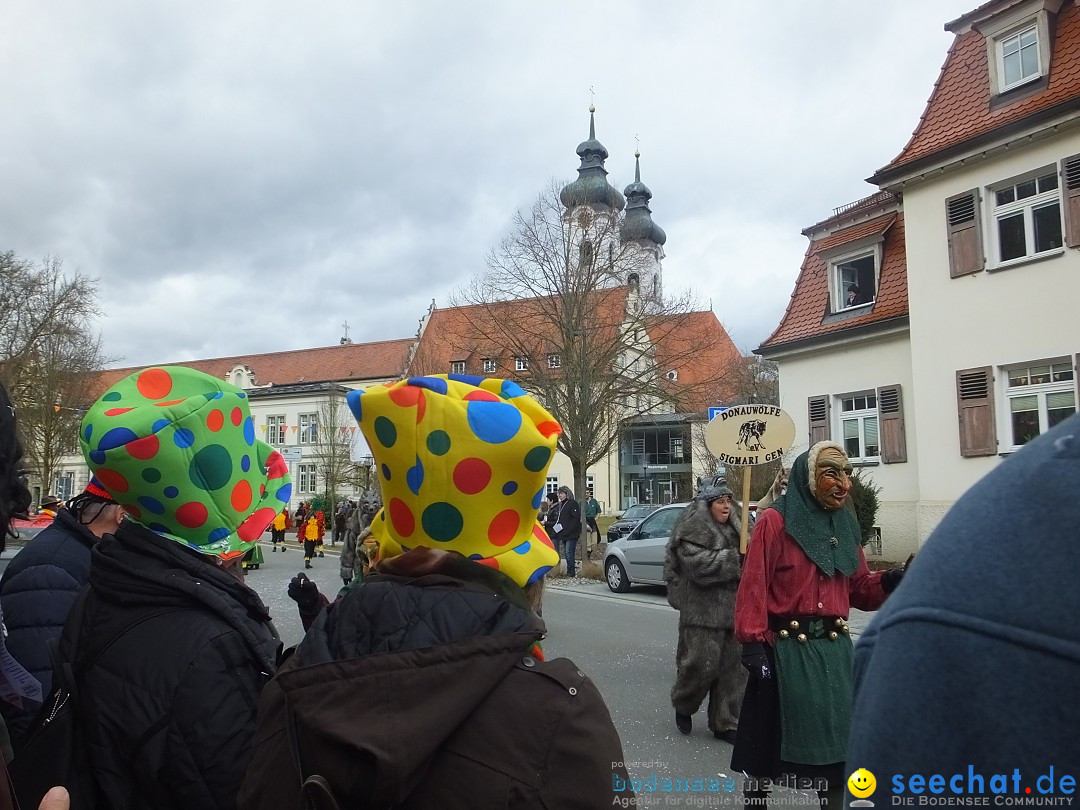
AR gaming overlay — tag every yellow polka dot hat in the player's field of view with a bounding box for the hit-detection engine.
[347,375,562,587]
[80,366,292,556]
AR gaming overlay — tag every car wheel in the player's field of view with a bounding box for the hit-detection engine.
[605,558,631,593]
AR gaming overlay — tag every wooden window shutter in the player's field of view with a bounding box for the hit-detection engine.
[808,395,830,445]
[945,190,984,278]
[1062,155,1080,248]
[956,367,996,457]
[877,384,907,463]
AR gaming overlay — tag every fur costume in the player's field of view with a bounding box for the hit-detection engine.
[664,495,747,734]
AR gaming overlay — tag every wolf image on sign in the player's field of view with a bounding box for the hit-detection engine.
[737,420,767,452]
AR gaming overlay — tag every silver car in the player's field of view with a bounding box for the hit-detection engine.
[603,502,689,593]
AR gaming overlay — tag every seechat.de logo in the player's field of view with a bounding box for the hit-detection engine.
[849,768,878,807]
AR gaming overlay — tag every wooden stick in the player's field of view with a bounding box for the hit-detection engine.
[740,468,752,554]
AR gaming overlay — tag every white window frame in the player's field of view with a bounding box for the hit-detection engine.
[839,392,880,463]
[54,471,74,501]
[979,7,1053,97]
[997,24,1042,92]
[482,358,496,374]
[515,356,529,371]
[298,463,317,494]
[1001,359,1077,451]
[266,414,287,446]
[990,166,1064,267]
[547,353,561,369]
[545,476,559,495]
[586,474,594,494]
[828,245,881,314]
[450,361,466,375]
[299,413,319,445]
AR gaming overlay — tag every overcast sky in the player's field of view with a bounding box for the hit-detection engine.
[1,1,977,369]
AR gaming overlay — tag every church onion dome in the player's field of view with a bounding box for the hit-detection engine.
[621,150,667,246]
[559,105,626,211]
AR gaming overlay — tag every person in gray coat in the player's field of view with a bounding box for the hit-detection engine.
[663,482,747,742]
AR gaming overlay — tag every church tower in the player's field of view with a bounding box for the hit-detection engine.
[620,149,666,304]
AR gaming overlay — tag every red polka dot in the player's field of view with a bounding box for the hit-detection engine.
[464,390,500,402]
[95,468,129,494]
[536,421,562,438]
[389,385,428,423]
[126,434,160,460]
[488,509,520,546]
[389,497,415,537]
[231,408,243,426]
[475,557,500,570]
[266,452,288,480]
[122,503,142,520]
[104,407,134,417]
[231,480,253,512]
[175,502,208,528]
[237,507,277,541]
[136,368,173,400]
[154,399,186,407]
[206,409,224,432]
[533,523,555,550]
[453,458,491,495]
[260,484,267,497]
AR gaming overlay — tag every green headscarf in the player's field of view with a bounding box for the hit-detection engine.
[770,444,860,576]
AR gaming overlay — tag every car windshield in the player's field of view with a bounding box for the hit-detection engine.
[622,505,657,521]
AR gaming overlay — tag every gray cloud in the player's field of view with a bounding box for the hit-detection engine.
[0,0,974,365]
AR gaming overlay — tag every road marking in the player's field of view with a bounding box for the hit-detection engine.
[546,586,674,612]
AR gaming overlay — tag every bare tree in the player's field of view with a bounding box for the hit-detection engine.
[311,386,361,523]
[0,252,108,495]
[452,182,742,568]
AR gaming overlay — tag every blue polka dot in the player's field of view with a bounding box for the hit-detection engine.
[532,487,544,509]
[527,565,553,585]
[152,419,170,434]
[381,464,391,481]
[448,373,484,386]
[241,455,251,472]
[513,541,532,555]
[400,544,410,552]
[142,468,161,483]
[83,423,93,440]
[98,427,139,451]
[236,392,247,399]
[467,400,522,444]
[208,527,231,544]
[243,417,255,446]
[406,455,424,495]
[206,392,224,400]
[502,481,518,495]
[164,486,179,498]
[501,380,527,399]
[90,450,106,465]
[276,483,292,503]
[468,553,484,560]
[346,389,364,421]
[137,496,166,515]
[174,429,195,448]
[407,376,448,395]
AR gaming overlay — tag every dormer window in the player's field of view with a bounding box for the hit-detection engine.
[515,356,529,371]
[829,248,879,313]
[999,25,1041,90]
[482,358,496,373]
[547,353,561,369]
[450,361,465,375]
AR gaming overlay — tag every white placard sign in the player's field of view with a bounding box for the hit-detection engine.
[703,404,796,467]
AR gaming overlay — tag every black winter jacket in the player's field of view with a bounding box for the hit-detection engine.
[0,508,97,747]
[239,548,632,809]
[65,522,280,810]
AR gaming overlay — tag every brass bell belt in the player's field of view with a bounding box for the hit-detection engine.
[770,615,849,643]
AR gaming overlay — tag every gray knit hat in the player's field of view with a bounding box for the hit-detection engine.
[699,482,734,504]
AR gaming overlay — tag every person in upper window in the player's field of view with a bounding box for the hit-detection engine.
[845,285,864,307]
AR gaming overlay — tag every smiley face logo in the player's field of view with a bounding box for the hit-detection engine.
[848,768,877,798]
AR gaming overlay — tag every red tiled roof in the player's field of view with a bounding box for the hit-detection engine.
[92,339,414,399]
[648,311,744,410]
[875,1,1080,180]
[758,212,908,351]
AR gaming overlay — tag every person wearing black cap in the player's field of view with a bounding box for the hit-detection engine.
[0,477,126,750]
[663,482,747,742]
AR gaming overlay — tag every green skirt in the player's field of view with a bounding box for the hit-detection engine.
[773,622,853,765]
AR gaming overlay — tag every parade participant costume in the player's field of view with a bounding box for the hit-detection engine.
[63,366,290,810]
[240,374,631,809]
[732,442,903,794]
[664,483,747,741]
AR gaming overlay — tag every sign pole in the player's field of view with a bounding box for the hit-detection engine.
[740,468,752,555]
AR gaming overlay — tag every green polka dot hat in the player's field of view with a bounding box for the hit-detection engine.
[80,366,292,556]
[347,374,561,587]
